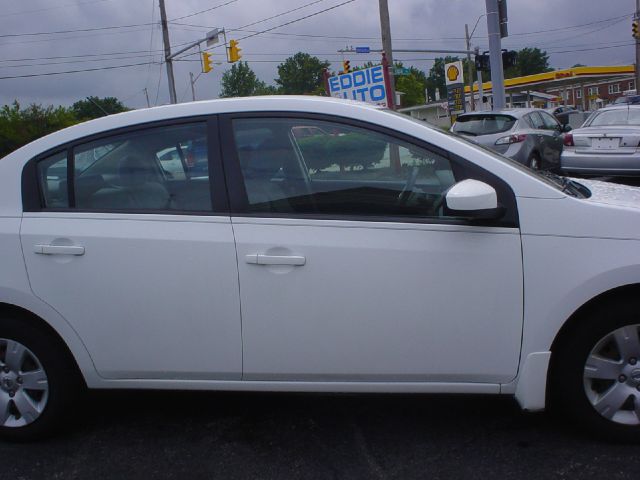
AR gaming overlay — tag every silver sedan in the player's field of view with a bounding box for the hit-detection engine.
[561,105,640,176]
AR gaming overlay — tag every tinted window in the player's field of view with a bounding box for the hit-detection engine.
[37,152,68,208]
[73,123,212,212]
[452,114,516,136]
[232,118,458,218]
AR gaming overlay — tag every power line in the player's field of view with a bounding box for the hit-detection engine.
[179,0,359,59]
[0,23,152,39]
[169,0,239,22]
[0,61,158,80]
[232,0,329,30]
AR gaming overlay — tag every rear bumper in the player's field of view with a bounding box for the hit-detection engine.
[560,149,640,175]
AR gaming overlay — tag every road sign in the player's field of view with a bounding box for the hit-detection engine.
[393,67,410,76]
[355,46,370,54]
[327,64,389,107]
[444,60,466,116]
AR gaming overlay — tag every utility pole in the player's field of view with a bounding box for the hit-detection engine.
[190,72,196,101]
[159,0,177,104]
[378,0,396,109]
[465,24,476,111]
[636,0,640,91]
[485,0,506,109]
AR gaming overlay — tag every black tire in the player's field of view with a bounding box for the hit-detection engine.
[0,316,82,441]
[527,152,541,170]
[550,299,640,443]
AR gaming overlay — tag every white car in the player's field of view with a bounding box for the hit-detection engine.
[1,96,640,441]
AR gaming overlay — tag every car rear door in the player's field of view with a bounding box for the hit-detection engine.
[221,113,524,384]
[20,117,242,381]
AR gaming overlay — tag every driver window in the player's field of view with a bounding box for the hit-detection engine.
[232,118,458,218]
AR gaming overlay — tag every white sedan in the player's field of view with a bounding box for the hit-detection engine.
[1,96,640,441]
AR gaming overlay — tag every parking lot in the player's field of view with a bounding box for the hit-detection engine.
[2,389,639,480]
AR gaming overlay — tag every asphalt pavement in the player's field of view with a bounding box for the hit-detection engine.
[2,390,639,480]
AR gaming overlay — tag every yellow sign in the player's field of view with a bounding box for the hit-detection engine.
[447,65,460,83]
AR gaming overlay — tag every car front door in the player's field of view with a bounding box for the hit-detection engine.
[20,118,242,380]
[222,114,524,384]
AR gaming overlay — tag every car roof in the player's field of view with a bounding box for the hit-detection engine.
[4,96,383,159]
[456,108,540,119]
[592,104,640,112]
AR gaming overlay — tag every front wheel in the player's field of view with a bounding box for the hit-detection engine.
[0,317,81,441]
[550,301,640,442]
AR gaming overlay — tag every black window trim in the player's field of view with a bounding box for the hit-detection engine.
[22,115,230,216]
[219,111,519,228]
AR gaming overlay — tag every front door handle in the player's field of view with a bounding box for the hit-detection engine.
[34,245,85,256]
[245,254,306,266]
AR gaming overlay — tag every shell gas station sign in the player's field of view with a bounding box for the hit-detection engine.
[445,60,466,117]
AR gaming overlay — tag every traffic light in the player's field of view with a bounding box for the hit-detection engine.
[502,50,518,69]
[498,0,508,38]
[342,60,351,74]
[228,40,242,63]
[475,53,490,72]
[201,52,213,73]
[633,20,639,39]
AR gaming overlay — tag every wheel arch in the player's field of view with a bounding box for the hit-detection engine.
[550,283,640,355]
[0,291,99,387]
[0,302,88,388]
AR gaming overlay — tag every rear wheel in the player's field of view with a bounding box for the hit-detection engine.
[550,300,640,442]
[0,317,81,441]
[527,152,541,170]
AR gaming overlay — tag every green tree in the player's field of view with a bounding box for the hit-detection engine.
[72,96,128,120]
[504,47,552,78]
[220,62,276,97]
[275,52,330,95]
[0,101,78,158]
[394,63,428,107]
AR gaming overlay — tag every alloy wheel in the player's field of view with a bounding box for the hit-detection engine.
[0,338,49,427]
[583,325,640,425]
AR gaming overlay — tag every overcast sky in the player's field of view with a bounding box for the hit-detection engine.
[0,0,634,109]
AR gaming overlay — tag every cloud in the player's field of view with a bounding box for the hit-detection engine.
[0,0,633,108]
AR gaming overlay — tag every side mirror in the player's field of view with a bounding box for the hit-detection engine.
[445,179,504,220]
[562,124,572,133]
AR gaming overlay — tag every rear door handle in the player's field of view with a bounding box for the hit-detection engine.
[245,254,306,266]
[34,245,85,256]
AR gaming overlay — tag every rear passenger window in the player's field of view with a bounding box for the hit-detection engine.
[72,123,211,212]
[37,152,68,208]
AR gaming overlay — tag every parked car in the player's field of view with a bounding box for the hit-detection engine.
[613,95,640,105]
[546,105,578,126]
[451,109,571,170]
[561,105,640,176]
[3,97,640,442]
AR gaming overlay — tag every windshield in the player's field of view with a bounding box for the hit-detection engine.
[586,108,640,126]
[451,114,517,136]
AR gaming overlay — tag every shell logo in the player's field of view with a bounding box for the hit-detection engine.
[446,65,460,83]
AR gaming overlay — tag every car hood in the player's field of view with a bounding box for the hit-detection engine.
[574,178,640,209]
